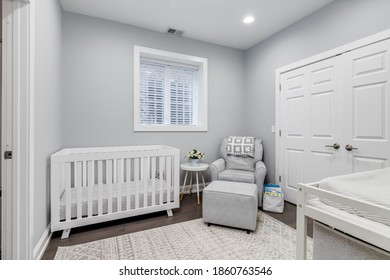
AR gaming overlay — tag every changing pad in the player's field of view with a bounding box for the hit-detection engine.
[318,168,390,226]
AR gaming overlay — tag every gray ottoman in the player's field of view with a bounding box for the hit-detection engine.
[202,180,258,233]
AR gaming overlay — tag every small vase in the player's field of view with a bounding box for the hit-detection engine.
[190,159,199,166]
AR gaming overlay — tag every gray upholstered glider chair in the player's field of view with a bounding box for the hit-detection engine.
[209,137,267,207]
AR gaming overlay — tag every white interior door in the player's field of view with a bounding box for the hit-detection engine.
[279,38,390,204]
[280,56,343,203]
[1,0,32,259]
[342,38,390,173]
[305,57,345,181]
[280,65,307,203]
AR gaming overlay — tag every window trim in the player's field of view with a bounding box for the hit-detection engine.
[134,46,208,132]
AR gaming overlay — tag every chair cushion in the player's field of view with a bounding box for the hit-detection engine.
[218,169,255,184]
[220,138,263,171]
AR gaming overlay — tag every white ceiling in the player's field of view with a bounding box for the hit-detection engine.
[60,0,334,50]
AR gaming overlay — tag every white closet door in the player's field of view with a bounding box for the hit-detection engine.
[280,38,390,204]
[280,56,343,203]
[306,57,345,181]
[280,66,307,203]
[342,39,390,173]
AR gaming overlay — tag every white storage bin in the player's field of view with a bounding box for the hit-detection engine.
[262,184,284,213]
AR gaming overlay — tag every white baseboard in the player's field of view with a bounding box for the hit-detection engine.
[33,224,52,260]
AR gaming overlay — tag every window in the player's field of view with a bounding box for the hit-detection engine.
[134,46,208,131]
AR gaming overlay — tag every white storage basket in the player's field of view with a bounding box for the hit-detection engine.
[262,184,284,213]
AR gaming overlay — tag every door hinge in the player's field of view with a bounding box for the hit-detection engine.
[278,175,281,182]
[279,130,281,137]
[4,151,12,160]
[279,84,282,91]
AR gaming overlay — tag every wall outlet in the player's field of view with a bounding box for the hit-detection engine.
[271,125,276,133]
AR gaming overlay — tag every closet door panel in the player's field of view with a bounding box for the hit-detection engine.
[286,149,305,190]
[311,151,336,181]
[352,156,387,173]
[286,97,305,137]
[343,39,390,173]
[311,91,333,137]
[353,83,385,139]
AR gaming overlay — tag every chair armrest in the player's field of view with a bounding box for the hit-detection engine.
[209,158,226,181]
[255,161,267,207]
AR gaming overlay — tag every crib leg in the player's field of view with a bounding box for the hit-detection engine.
[166,209,173,217]
[61,229,71,239]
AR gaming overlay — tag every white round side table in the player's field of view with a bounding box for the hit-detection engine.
[180,162,209,205]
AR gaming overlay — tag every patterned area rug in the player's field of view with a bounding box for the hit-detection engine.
[54,211,312,260]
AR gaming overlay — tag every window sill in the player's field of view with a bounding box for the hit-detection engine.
[134,124,208,132]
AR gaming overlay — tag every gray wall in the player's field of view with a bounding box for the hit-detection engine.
[33,0,63,247]
[62,12,246,172]
[245,0,390,183]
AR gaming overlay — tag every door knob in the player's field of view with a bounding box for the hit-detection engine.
[345,144,358,151]
[325,143,340,150]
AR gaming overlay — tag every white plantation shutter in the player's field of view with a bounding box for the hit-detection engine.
[140,58,200,126]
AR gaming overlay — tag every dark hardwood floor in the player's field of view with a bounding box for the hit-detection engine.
[41,193,312,260]
[265,200,313,236]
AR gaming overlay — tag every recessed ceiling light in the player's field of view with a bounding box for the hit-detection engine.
[243,16,254,24]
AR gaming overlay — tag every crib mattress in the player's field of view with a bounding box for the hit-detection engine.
[318,168,390,226]
[59,180,175,221]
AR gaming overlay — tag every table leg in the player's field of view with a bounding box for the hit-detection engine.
[200,173,206,205]
[196,171,200,205]
[201,173,206,192]
[181,171,188,200]
[189,173,193,195]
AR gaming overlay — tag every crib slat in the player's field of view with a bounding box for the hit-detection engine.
[117,158,123,212]
[98,160,103,216]
[107,160,113,214]
[174,153,180,204]
[159,156,164,205]
[65,163,71,221]
[82,161,87,187]
[140,157,144,181]
[87,161,94,217]
[135,158,140,209]
[126,158,131,211]
[143,157,148,207]
[60,163,66,218]
[113,159,117,183]
[151,157,156,206]
[76,162,82,219]
[166,156,171,203]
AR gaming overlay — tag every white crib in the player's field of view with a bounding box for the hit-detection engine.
[50,145,180,238]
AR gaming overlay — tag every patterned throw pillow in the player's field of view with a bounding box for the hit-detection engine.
[226,136,255,158]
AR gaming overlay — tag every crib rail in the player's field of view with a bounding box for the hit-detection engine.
[51,145,180,237]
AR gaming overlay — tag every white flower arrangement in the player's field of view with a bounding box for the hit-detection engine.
[185,149,205,160]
